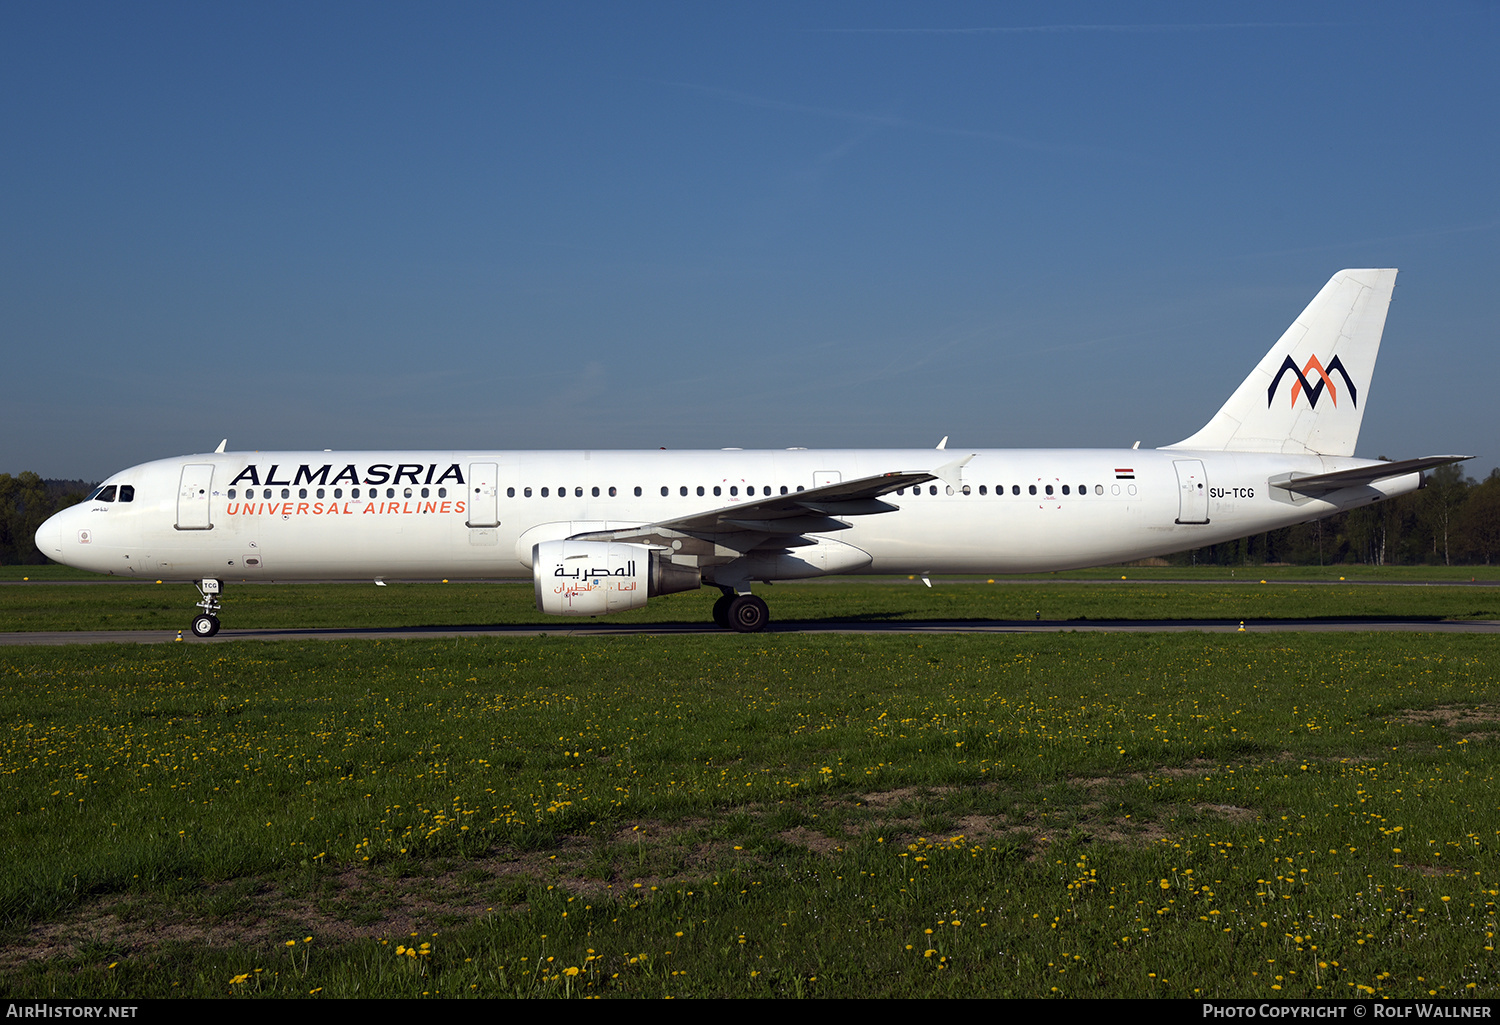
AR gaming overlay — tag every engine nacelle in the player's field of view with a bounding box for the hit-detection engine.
[533,540,701,616]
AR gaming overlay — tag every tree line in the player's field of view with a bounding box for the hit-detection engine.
[0,474,90,564]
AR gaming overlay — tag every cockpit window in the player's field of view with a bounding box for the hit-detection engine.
[118,485,135,503]
[92,485,117,502]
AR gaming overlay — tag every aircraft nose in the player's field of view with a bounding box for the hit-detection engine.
[34,510,67,562]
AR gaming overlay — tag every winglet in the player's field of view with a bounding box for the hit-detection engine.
[933,453,975,490]
[214,439,227,454]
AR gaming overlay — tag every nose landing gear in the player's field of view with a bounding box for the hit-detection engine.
[191,579,222,637]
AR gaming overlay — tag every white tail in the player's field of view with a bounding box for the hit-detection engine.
[1164,269,1396,456]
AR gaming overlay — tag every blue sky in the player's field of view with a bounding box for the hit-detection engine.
[4,1,1496,481]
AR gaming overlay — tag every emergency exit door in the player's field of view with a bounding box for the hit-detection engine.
[1173,459,1209,524]
[176,464,215,530]
[467,462,499,528]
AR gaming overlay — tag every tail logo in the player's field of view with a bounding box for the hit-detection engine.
[1267,354,1357,409]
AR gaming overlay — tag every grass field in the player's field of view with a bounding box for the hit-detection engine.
[2,572,1499,634]
[2,626,1499,998]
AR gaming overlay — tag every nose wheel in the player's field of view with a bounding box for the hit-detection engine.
[190,579,223,638]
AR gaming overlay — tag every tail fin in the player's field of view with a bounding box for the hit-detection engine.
[1163,269,1396,456]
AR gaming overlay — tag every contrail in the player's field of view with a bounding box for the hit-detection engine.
[821,23,1338,35]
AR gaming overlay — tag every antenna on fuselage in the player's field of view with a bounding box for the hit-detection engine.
[214,439,227,453]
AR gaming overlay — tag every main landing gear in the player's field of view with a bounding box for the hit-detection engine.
[712,589,769,633]
[191,578,222,637]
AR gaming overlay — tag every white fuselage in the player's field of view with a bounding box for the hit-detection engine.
[37,447,1417,582]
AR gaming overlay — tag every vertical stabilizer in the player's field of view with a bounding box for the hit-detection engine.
[1163,269,1396,456]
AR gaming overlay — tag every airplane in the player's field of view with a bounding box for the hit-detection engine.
[34,268,1469,637]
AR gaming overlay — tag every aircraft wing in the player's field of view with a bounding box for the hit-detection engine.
[568,469,937,563]
[1270,455,1472,494]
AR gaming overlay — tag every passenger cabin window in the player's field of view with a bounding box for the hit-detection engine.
[506,487,515,498]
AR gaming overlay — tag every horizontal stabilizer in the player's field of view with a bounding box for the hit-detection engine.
[1270,455,1472,494]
